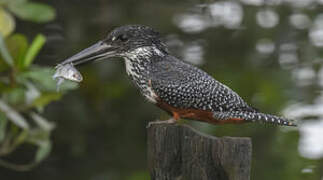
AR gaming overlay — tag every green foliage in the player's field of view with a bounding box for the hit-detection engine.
[0,8,15,37]
[8,2,55,23]
[0,0,74,171]
[0,33,13,66]
[20,34,46,69]
[0,0,55,38]
[5,34,28,70]
[0,113,7,142]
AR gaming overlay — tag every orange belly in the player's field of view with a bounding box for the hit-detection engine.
[156,100,246,125]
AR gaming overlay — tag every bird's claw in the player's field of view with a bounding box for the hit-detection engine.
[146,118,176,128]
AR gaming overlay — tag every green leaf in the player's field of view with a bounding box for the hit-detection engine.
[23,34,46,68]
[0,80,8,90]
[3,88,25,105]
[9,0,26,4]
[22,66,79,92]
[0,0,10,5]
[8,2,56,23]
[25,127,52,163]
[5,34,28,70]
[12,129,28,147]
[0,112,8,143]
[0,32,14,67]
[21,67,55,91]
[0,58,9,72]
[35,140,51,163]
[0,0,26,5]
[31,93,62,110]
[30,112,55,131]
[0,99,29,129]
[24,81,41,105]
[0,7,15,37]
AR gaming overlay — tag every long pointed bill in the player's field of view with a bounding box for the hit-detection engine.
[59,41,117,66]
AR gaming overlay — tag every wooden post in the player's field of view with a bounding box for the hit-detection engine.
[147,124,252,180]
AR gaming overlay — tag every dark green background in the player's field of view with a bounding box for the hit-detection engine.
[1,0,323,179]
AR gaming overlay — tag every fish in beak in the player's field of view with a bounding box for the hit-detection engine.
[53,40,118,90]
[53,63,83,91]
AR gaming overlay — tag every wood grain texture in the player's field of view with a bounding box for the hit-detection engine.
[147,124,252,180]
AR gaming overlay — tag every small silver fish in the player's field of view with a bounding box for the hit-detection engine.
[53,63,83,91]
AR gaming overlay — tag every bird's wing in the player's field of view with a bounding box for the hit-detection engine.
[149,56,253,112]
[148,57,297,126]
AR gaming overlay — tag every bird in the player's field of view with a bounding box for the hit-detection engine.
[57,25,296,127]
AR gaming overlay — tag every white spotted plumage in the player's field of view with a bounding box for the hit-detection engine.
[124,47,159,103]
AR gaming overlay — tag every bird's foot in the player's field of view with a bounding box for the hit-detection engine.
[146,118,176,128]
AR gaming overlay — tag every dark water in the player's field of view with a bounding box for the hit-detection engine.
[3,0,323,179]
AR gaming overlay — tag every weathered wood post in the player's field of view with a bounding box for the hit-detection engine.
[147,124,252,180]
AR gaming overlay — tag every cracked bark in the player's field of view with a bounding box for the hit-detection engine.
[147,124,251,180]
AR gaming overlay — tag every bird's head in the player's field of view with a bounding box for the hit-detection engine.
[59,25,167,66]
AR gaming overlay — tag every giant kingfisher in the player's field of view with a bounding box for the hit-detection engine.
[57,25,296,127]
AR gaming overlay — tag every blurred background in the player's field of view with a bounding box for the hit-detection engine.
[0,0,322,179]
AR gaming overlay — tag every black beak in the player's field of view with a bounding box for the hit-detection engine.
[59,41,117,66]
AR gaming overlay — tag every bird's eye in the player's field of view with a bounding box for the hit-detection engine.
[116,34,128,42]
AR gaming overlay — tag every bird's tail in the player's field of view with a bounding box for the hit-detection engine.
[212,111,297,126]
